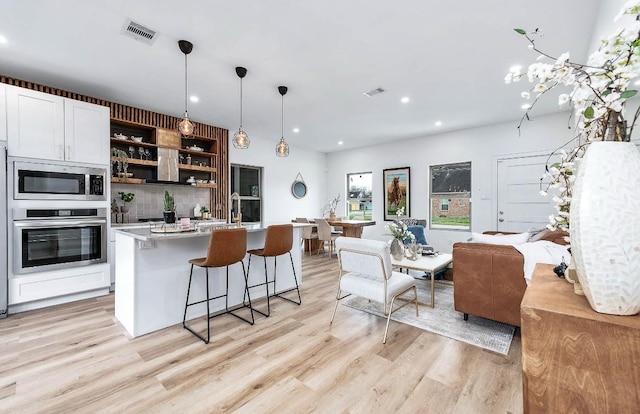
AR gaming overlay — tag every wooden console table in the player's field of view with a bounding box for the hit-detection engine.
[521,264,640,413]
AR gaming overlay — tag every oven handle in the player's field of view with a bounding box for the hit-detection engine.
[13,219,108,228]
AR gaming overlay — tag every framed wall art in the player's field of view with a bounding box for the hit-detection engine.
[383,167,410,220]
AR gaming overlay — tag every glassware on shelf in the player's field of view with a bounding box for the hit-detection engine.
[138,147,144,160]
[179,154,184,164]
[144,149,151,160]
[128,146,135,159]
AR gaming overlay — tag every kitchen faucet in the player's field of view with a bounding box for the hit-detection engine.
[230,192,242,227]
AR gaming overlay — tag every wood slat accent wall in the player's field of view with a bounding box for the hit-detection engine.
[1,75,229,219]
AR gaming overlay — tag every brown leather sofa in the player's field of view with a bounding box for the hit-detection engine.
[452,230,567,327]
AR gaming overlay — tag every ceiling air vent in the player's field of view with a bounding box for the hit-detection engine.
[362,87,386,97]
[121,19,157,45]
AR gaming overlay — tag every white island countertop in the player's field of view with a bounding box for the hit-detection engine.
[114,222,311,241]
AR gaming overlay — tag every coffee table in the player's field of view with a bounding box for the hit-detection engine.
[391,253,453,308]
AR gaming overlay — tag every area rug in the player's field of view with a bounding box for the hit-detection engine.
[342,279,515,355]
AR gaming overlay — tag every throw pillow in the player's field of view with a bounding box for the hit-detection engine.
[471,232,530,245]
[405,225,427,245]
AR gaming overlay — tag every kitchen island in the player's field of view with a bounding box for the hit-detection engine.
[114,223,308,338]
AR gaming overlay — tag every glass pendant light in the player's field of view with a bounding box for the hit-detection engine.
[178,40,194,136]
[275,86,289,157]
[233,66,250,149]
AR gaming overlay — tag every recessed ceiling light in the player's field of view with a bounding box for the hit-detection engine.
[401,97,410,104]
[0,35,7,44]
[190,95,199,103]
[338,141,343,145]
[434,121,442,127]
[293,128,299,133]
[521,103,531,109]
[510,65,522,73]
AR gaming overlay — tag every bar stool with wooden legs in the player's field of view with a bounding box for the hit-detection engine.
[183,227,254,344]
[246,224,301,317]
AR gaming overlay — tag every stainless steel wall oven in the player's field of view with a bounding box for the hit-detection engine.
[12,208,108,275]
[14,161,106,201]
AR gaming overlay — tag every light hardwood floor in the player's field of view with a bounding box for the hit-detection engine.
[0,253,523,413]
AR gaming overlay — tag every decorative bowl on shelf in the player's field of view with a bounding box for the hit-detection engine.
[117,172,134,178]
[114,133,128,140]
[187,145,203,152]
[131,136,143,142]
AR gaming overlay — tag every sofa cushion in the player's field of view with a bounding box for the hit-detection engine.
[471,232,529,245]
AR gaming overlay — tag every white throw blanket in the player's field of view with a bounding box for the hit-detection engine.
[513,241,571,285]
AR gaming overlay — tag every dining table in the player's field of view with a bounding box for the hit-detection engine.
[326,219,376,238]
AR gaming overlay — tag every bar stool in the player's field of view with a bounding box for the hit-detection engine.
[183,227,254,344]
[246,224,301,317]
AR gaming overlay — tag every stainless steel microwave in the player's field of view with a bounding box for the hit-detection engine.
[13,161,106,201]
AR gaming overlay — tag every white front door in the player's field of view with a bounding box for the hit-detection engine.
[496,153,560,232]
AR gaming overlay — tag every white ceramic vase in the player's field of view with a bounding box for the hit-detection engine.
[570,141,640,315]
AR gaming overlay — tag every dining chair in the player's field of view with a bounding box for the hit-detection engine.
[296,217,318,256]
[315,218,339,257]
[330,237,418,343]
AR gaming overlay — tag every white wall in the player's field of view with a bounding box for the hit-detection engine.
[326,112,575,252]
[229,135,327,224]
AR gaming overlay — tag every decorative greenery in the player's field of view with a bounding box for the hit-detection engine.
[385,220,415,243]
[322,193,341,215]
[163,190,175,212]
[200,206,210,214]
[118,192,134,203]
[111,147,129,176]
[505,2,640,232]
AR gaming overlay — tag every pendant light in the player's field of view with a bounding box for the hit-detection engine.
[233,66,250,149]
[275,85,289,157]
[177,40,194,136]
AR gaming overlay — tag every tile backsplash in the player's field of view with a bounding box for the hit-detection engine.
[111,183,212,221]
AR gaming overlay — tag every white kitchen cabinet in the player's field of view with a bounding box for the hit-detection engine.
[8,263,110,313]
[0,83,7,142]
[6,85,110,165]
[6,85,65,159]
[64,99,110,165]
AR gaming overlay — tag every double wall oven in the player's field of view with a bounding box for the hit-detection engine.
[7,158,110,309]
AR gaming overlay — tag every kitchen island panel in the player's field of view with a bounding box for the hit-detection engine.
[114,226,302,338]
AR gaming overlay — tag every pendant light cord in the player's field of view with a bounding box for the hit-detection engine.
[184,53,189,115]
[281,94,284,138]
[239,78,243,128]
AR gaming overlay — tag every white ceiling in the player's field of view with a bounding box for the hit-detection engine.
[0,0,601,153]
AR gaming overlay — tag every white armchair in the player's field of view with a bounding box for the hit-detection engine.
[330,237,418,343]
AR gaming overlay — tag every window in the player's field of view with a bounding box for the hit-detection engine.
[347,172,372,220]
[231,164,262,223]
[430,162,471,230]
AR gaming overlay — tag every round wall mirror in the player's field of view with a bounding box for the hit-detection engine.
[292,181,307,198]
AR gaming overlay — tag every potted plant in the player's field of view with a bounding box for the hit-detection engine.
[200,205,210,219]
[163,190,176,223]
[505,3,640,315]
[322,194,341,220]
[117,191,134,213]
[111,148,129,178]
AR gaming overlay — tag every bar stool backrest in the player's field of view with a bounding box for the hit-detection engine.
[202,228,247,267]
[261,224,293,257]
